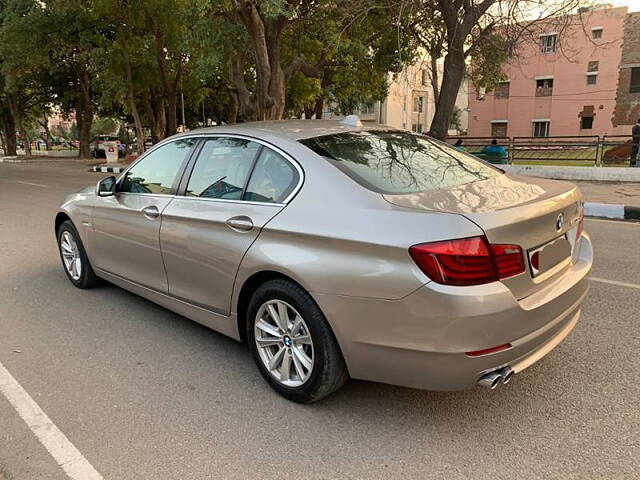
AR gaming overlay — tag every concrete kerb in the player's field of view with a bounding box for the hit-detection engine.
[585,203,640,221]
[502,165,640,182]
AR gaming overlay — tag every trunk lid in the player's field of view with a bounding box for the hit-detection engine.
[384,173,582,299]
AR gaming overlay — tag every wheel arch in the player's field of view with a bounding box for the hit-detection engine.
[54,211,72,234]
[236,270,299,342]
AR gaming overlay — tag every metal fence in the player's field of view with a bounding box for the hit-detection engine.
[446,135,638,166]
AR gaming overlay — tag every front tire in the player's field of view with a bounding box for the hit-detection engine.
[247,279,348,403]
[57,220,100,289]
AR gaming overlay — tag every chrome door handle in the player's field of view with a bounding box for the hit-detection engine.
[226,216,254,232]
[141,205,160,219]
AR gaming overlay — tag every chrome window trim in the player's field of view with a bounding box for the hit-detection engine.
[116,133,305,206]
[173,196,285,208]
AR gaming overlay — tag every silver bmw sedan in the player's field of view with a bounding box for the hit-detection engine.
[55,120,592,403]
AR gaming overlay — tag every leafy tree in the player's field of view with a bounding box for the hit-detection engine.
[406,0,583,139]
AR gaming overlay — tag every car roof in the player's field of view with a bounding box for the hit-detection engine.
[174,119,398,142]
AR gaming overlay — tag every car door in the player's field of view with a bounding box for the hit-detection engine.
[90,138,197,291]
[160,136,301,315]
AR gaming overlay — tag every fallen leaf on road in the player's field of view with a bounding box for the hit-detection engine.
[13,349,22,354]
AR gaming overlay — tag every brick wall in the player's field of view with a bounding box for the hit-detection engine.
[612,12,640,127]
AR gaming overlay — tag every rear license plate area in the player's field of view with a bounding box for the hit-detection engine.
[528,235,572,277]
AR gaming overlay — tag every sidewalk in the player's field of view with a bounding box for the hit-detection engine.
[574,181,640,207]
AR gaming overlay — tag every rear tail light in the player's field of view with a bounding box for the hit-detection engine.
[491,244,525,279]
[409,236,525,287]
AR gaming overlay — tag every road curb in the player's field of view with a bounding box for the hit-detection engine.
[585,202,640,221]
[90,165,125,173]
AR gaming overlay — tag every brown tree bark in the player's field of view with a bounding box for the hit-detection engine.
[152,30,181,135]
[38,114,52,151]
[76,65,94,158]
[1,111,17,156]
[145,91,166,144]
[123,50,146,155]
[233,1,288,120]
[7,92,32,156]
[429,49,464,139]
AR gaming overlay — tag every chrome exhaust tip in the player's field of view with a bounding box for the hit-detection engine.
[477,372,502,389]
[500,366,514,385]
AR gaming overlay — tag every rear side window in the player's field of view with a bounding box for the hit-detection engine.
[244,149,298,203]
[300,131,500,194]
[186,138,261,200]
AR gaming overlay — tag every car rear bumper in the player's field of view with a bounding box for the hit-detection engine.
[314,233,593,391]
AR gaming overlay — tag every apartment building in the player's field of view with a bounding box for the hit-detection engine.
[468,5,635,138]
[321,55,469,135]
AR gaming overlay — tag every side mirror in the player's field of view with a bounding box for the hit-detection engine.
[96,176,116,197]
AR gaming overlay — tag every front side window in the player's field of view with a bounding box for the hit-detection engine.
[300,130,500,195]
[592,28,602,39]
[244,149,298,203]
[119,138,196,194]
[186,137,261,200]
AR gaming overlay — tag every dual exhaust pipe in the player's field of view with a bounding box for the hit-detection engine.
[477,366,514,389]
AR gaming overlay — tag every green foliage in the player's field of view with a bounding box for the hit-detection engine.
[468,33,509,93]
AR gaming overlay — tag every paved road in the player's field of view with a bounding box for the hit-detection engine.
[1,160,639,480]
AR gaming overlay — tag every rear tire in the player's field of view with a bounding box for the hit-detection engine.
[247,279,348,403]
[57,220,100,289]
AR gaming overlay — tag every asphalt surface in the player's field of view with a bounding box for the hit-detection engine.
[1,159,639,480]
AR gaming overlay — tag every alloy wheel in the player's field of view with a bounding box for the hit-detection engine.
[60,231,82,281]
[254,299,314,387]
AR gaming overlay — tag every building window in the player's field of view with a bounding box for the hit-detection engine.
[421,69,429,87]
[580,116,594,129]
[631,67,640,94]
[532,121,550,137]
[540,34,557,54]
[495,82,510,99]
[592,28,603,39]
[413,96,424,113]
[587,61,599,73]
[412,123,423,133]
[586,74,597,85]
[491,122,508,137]
[535,78,554,97]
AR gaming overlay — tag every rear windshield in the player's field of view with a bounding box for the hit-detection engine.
[299,130,501,194]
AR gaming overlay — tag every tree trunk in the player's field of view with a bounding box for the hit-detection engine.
[76,65,94,158]
[233,1,287,120]
[430,55,440,105]
[152,30,179,135]
[314,97,324,119]
[123,50,146,155]
[145,92,166,144]
[303,104,314,119]
[1,112,17,156]
[7,92,31,156]
[429,49,464,140]
[40,114,52,151]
